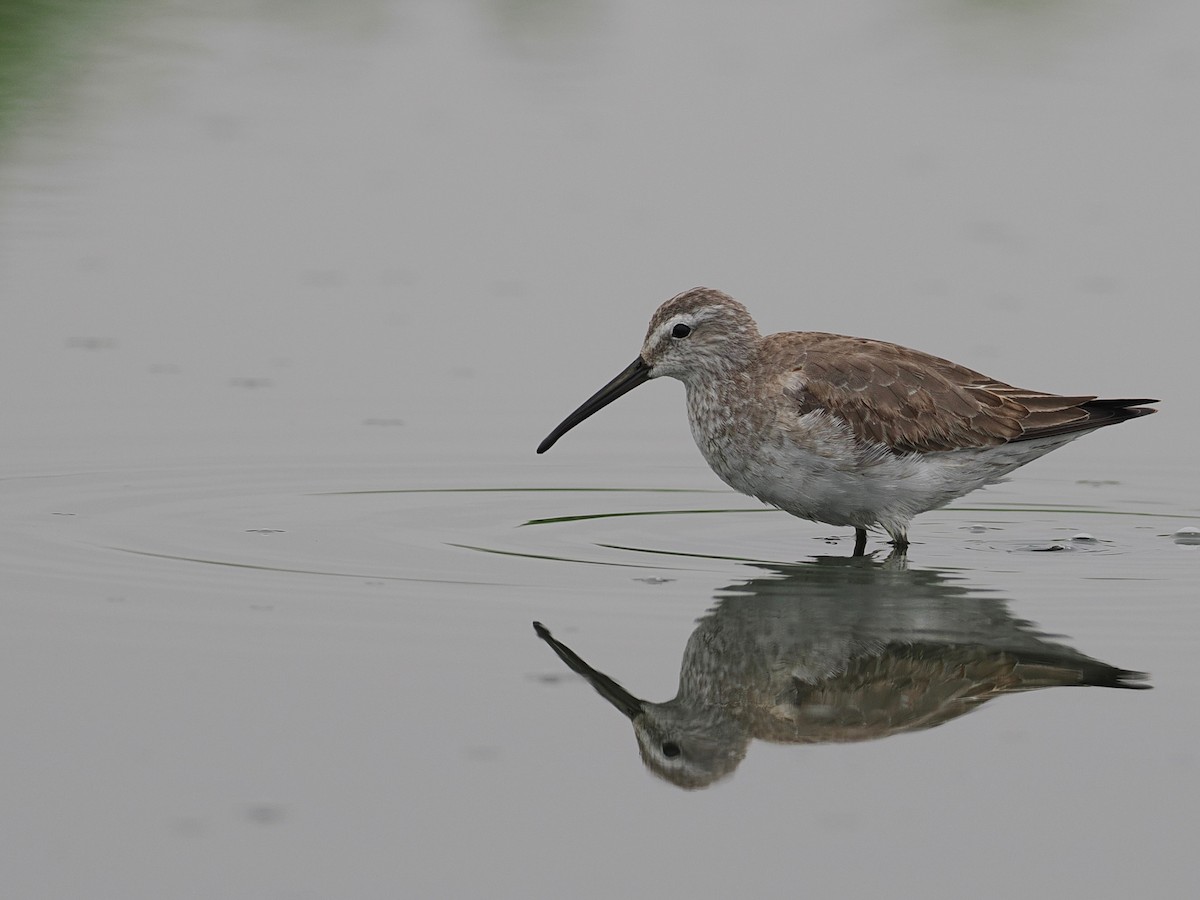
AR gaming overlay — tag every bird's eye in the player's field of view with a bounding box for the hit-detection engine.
[662,741,681,758]
[671,323,691,339]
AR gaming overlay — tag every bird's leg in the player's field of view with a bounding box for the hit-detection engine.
[853,527,867,556]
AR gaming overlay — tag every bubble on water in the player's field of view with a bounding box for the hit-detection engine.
[1173,526,1200,545]
[1071,532,1098,542]
[966,524,989,533]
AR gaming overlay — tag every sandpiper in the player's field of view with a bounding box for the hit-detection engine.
[537,287,1157,552]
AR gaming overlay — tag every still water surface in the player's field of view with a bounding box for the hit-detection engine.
[2,2,1198,898]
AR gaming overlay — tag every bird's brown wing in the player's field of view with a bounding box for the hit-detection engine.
[750,642,1148,743]
[772,332,1104,454]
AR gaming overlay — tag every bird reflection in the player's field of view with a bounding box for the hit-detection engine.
[534,556,1149,790]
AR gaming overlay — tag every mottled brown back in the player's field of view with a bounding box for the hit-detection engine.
[771,332,1156,454]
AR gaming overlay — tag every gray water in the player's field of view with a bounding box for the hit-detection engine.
[2,2,1198,898]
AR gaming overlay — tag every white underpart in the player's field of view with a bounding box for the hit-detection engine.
[685,395,1084,542]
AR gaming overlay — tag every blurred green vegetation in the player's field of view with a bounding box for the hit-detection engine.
[0,0,129,139]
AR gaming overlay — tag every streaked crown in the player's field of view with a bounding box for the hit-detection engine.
[640,287,761,382]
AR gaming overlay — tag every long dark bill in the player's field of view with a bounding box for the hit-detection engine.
[533,622,645,720]
[536,357,651,454]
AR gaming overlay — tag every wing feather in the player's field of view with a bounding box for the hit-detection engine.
[767,333,1155,454]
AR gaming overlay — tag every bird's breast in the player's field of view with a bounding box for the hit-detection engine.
[683,381,922,526]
